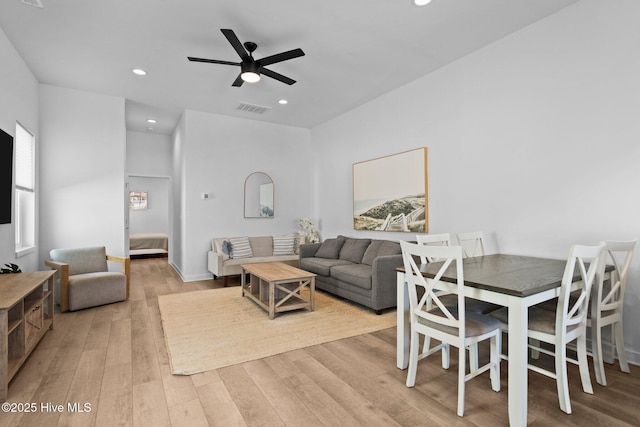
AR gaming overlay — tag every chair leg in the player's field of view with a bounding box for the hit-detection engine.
[592,320,606,386]
[555,343,572,414]
[577,334,593,395]
[457,346,466,417]
[422,335,432,354]
[530,338,541,359]
[490,333,501,392]
[614,321,630,373]
[406,329,420,387]
[442,343,450,370]
[469,343,478,372]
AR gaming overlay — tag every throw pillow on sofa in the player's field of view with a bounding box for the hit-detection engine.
[314,236,346,259]
[361,240,402,265]
[273,235,295,256]
[222,240,232,256]
[229,236,253,259]
[338,237,371,263]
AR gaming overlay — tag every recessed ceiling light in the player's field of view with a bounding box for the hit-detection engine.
[146,127,154,131]
[413,0,432,5]
[278,99,288,105]
[147,119,157,124]
[132,68,147,76]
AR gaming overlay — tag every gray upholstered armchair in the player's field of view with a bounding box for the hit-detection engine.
[44,246,130,312]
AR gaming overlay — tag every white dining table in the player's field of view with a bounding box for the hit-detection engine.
[396,253,603,427]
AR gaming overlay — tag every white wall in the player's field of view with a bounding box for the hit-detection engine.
[171,113,186,274]
[39,85,127,262]
[173,110,312,281]
[0,26,39,272]
[311,0,640,362]
[126,130,172,176]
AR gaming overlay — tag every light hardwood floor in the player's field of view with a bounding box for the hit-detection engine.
[3,256,640,426]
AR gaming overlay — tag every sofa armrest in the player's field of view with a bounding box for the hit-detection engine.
[45,259,70,312]
[371,254,404,309]
[299,243,321,260]
[107,255,131,300]
[208,251,225,277]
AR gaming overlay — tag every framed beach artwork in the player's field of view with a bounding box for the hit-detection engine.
[353,147,428,232]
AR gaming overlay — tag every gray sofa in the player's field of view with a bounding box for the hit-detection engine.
[299,235,402,314]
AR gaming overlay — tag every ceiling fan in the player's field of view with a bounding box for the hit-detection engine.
[188,29,305,87]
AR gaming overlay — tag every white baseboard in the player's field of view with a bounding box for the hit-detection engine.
[169,262,213,282]
[600,340,640,367]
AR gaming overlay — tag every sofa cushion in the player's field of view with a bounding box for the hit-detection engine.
[314,237,346,259]
[338,237,371,263]
[361,240,401,265]
[248,236,273,257]
[229,236,253,259]
[68,272,126,311]
[50,246,108,275]
[331,264,372,290]
[273,235,295,256]
[300,257,353,276]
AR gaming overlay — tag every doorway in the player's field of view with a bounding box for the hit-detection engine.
[126,175,171,259]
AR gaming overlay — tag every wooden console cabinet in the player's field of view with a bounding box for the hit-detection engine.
[0,270,55,402]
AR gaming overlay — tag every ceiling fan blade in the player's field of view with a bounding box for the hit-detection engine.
[187,57,240,66]
[221,29,249,60]
[257,48,305,67]
[261,68,296,85]
[231,73,244,87]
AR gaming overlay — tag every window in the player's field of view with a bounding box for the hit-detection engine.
[15,122,35,255]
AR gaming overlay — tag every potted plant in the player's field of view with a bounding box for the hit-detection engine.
[0,263,22,274]
[298,218,320,243]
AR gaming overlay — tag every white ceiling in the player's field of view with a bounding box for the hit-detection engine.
[0,0,579,135]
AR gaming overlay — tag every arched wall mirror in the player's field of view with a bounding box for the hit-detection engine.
[244,172,274,218]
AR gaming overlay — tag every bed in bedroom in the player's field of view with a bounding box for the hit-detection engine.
[130,232,168,256]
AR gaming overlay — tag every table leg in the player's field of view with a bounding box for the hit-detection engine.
[241,268,246,296]
[310,277,315,311]
[396,271,410,369]
[269,281,275,320]
[508,297,529,426]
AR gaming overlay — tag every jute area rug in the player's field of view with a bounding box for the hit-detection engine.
[158,287,396,375]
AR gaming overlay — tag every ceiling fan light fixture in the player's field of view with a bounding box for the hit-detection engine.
[188,29,304,86]
[241,71,261,83]
[240,61,261,83]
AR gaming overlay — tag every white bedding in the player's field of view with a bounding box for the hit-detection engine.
[130,232,168,255]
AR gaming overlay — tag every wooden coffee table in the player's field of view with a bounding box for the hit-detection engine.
[240,262,316,319]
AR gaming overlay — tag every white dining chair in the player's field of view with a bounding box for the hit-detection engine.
[401,241,501,417]
[415,233,452,263]
[417,232,500,370]
[590,239,637,386]
[489,243,604,414]
[415,233,460,362]
[456,231,485,258]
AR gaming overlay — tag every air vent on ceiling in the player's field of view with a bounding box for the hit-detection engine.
[236,102,271,115]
